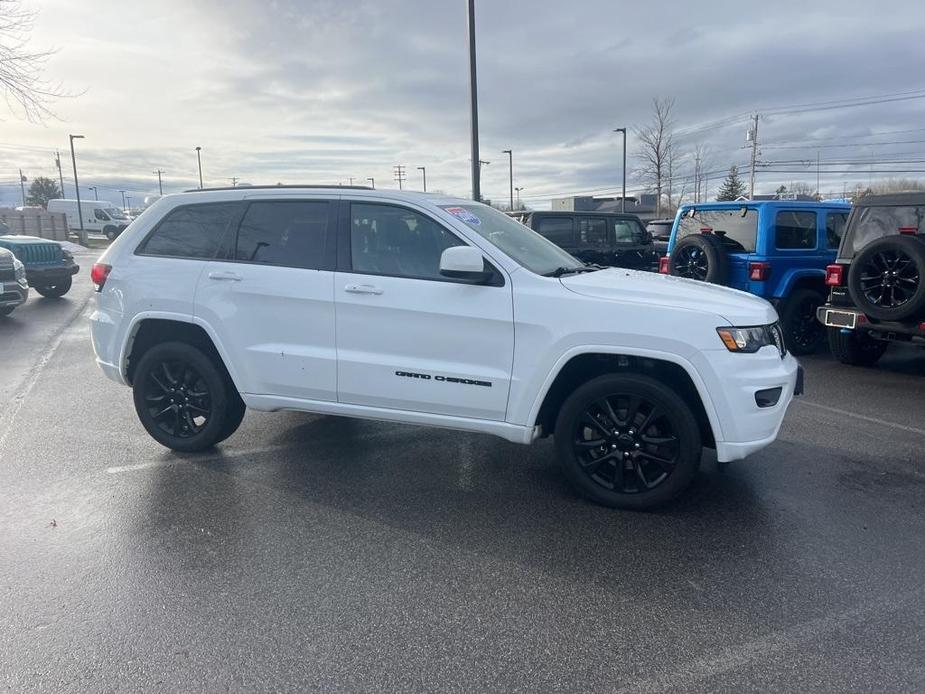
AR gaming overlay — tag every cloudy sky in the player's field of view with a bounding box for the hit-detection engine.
[2,0,924,208]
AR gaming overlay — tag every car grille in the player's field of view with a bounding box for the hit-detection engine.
[14,243,63,265]
[0,253,14,282]
[769,322,786,358]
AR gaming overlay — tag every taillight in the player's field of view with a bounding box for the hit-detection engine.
[898,227,917,235]
[749,261,771,281]
[658,256,670,274]
[825,264,844,287]
[90,263,111,291]
[699,227,713,234]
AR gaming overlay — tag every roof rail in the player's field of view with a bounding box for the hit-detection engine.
[181,184,375,193]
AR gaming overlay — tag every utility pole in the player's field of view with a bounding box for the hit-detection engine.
[119,190,127,209]
[69,134,86,245]
[816,151,820,199]
[195,146,203,189]
[747,113,759,200]
[694,153,701,203]
[348,177,354,186]
[229,177,239,187]
[19,169,26,206]
[417,166,427,192]
[153,169,165,195]
[613,128,626,212]
[467,0,481,201]
[393,164,406,190]
[55,151,65,197]
[667,147,673,211]
[502,150,513,210]
[367,177,375,189]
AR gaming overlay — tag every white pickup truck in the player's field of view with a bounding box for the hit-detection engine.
[90,187,801,509]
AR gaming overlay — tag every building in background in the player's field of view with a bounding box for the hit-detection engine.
[551,194,660,221]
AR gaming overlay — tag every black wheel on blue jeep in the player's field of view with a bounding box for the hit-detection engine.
[847,235,925,321]
[669,234,729,284]
[33,276,72,298]
[132,341,244,452]
[827,327,888,367]
[555,373,702,510]
[780,288,826,355]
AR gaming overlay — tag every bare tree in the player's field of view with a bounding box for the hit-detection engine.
[634,97,678,217]
[0,0,65,120]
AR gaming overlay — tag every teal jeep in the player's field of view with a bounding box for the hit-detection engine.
[0,235,79,297]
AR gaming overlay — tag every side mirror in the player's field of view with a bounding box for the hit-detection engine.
[439,246,493,283]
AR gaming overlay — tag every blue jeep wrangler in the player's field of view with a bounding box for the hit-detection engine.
[659,200,851,355]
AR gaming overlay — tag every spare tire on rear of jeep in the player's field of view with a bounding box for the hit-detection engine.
[847,235,925,321]
[669,234,729,284]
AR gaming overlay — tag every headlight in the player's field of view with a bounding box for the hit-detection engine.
[716,323,785,355]
[62,249,74,261]
[13,257,25,282]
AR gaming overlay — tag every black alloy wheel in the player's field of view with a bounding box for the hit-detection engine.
[781,288,825,355]
[141,358,212,439]
[858,250,919,309]
[848,235,925,321]
[555,374,702,510]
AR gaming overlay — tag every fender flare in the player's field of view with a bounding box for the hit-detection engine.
[118,311,244,391]
[774,268,826,299]
[524,344,726,442]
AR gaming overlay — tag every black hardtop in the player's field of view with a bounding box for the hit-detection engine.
[855,192,925,207]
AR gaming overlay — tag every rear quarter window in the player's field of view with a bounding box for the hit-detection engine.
[775,211,817,250]
[137,203,240,259]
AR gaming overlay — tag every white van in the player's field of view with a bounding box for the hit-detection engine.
[47,199,131,240]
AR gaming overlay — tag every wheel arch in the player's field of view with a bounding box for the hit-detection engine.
[774,269,827,300]
[529,347,720,448]
[121,313,241,391]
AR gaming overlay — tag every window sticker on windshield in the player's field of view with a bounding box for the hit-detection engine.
[445,206,481,225]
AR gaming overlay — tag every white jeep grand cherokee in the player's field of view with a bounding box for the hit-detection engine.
[90,187,801,509]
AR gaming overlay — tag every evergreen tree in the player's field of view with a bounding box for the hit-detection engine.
[25,176,62,208]
[716,166,747,201]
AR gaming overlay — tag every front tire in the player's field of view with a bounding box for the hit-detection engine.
[554,374,702,510]
[33,276,72,298]
[827,327,888,366]
[132,341,242,452]
[780,288,826,355]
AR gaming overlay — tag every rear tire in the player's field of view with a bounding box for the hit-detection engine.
[132,341,243,452]
[827,327,888,366]
[780,288,826,355]
[0,306,14,317]
[669,234,729,284]
[847,235,925,321]
[33,276,72,298]
[554,374,702,510]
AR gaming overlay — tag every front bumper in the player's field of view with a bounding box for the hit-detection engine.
[691,347,801,462]
[0,280,29,309]
[817,304,925,343]
[24,260,80,286]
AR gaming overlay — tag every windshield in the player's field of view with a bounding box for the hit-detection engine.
[441,204,583,275]
[842,205,925,257]
[105,207,128,220]
[646,221,673,241]
[677,208,758,253]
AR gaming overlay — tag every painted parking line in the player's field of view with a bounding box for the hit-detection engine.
[797,400,925,437]
[105,443,291,474]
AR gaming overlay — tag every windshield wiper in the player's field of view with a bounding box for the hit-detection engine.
[543,265,601,278]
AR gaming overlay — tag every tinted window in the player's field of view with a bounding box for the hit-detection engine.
[536,217,574,245]
[678,208,758,252]
[845,205,925,255]
[578,218,607,246]
[646,221,673,241]
[93,208,109,221]
[235,201,330,269]
[351,203,464,280]
[613,219,646,244]
[775,211,817,250]
[138,203,239,259]
[826,212,848,249]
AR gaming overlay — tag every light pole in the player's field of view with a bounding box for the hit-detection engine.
[69,134,86,245]
[515,186,524,208]
[153,169,164,195]
[19,169,26,207]
[502,149,513,210]
[367,177,375,189]
[126,196,132,210]
[467,0,480,201]
[613,128,626,213]
[119,190,126,210]
[195,146,203,189]
[417,166,427,192]
[89,186,98,200]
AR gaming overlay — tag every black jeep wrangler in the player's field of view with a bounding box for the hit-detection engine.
[817,192,925,365]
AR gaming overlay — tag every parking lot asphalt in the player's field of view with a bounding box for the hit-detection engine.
[1,265,924,693]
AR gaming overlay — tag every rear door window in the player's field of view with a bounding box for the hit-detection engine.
[578,217,608,246]
[825,212,848,249]
[235,200,332,269]
[775,211,818,250]
[677,208,758,252]
[535,217,575,246]
[845,205,925,255]
[138,203,240,259]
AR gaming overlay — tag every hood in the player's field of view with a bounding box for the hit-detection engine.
[560,268,778,326]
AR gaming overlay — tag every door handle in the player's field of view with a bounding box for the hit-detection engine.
[208,271,242,281]
[344,283,383,295]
